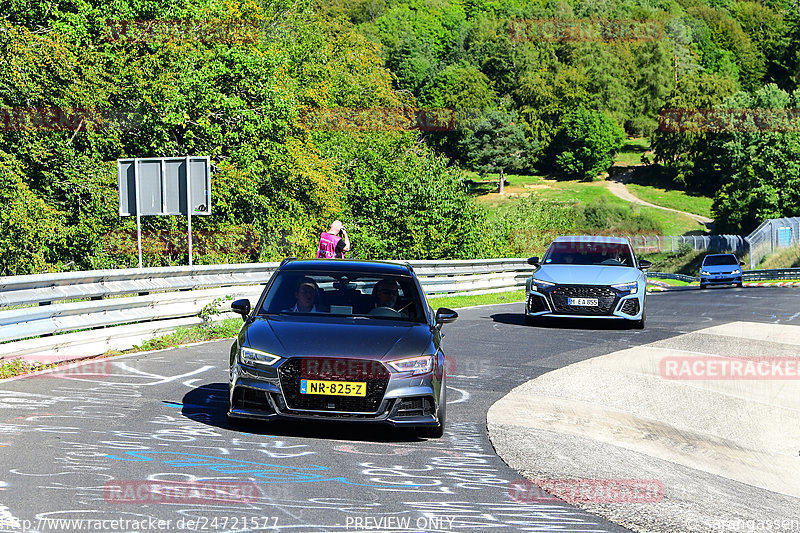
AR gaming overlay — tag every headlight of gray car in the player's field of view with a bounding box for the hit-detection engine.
[240,347,282,367]
[388,355,433,375]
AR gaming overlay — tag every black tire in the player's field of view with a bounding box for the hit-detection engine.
[633,308,646,329]
[417,378,446,439]
[699,283,707,290]
[736,282,743,288]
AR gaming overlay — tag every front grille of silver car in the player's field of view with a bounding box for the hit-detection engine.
[278,358,390,413]
[549,285,617,315]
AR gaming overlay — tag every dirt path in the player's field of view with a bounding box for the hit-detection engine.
[607,169,714,227]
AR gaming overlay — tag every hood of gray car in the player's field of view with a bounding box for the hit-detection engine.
[533,264,644,286]
[243,317,433,360]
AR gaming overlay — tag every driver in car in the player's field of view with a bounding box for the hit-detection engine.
[372,279,400,310]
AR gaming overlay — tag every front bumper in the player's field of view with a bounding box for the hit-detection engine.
[228,363,441,428]
[700,274,742,286]
[525,284,644,321]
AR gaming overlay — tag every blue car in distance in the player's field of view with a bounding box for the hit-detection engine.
[699,254,744,289]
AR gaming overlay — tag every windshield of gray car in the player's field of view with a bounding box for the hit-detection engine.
[703,255,739,266]
[258,271,426,322]
[543,241,635,267]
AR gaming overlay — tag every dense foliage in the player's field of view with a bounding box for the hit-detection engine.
[1,0,798,274]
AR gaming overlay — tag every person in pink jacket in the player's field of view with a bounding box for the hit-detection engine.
[316,220,351,259]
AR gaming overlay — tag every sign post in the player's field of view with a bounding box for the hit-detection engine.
[117,157,211,268]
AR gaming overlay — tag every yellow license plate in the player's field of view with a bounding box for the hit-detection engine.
[300,380,366,397]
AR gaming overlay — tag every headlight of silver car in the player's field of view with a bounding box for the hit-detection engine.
[531,278,555,291]
[611,281,638,295]
[388,355,433,375]
[240,347,281,367]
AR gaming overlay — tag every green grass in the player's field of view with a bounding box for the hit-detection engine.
[467,170,706,236]
[641,248,707,276]
[624,167,714,218]
[758,246,800,269]
[626,182,713,218]
[614,137,651,166]
[0,358,56,379]
[129,318,242,352]
[428,290,525,309]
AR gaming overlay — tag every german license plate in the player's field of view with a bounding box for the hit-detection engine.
[568,297,599,306]
[300,380,366,397]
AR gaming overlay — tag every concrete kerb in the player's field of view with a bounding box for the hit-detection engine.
[487,321,800,532]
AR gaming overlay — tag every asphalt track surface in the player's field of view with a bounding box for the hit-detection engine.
[0,287,798,533]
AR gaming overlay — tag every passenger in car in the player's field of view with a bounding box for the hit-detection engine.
[283,277,323,313]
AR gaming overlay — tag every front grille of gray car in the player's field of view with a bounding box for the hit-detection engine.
[396,396,435,417]
[549,285,617,315]
[619,298,640,316]
[278,358,390,413]
[232,388,274,413]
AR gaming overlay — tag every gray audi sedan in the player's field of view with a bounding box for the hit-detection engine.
[228,259,457,438]
[525,236,650,328]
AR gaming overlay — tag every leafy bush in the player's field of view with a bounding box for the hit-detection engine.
[550,109,625,180]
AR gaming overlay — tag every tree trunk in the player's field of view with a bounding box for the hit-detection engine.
[498,168,504,194]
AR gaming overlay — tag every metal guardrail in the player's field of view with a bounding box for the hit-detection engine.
[0,259,535,359]
[646,272,699,283]
[648,268,800,283]
[2,260,797,359]
[743,268,800,281]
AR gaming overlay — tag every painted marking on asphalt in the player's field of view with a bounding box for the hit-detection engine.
[447,386,470,405]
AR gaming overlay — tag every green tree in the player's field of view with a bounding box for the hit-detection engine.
[462,107,531,194]
[549,108,625,180]
[711,84,800,233]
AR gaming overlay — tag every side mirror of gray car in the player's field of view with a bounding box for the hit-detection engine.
[231,299,251,319]
[638,259,652,270]
[527,256,540,266]
[435,308,458,327]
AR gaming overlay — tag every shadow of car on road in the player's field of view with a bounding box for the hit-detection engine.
[490,313,637,330]
[175,383,422,442]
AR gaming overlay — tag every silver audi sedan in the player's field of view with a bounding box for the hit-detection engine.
[524,236,650,328]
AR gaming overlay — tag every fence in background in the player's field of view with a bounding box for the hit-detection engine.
[0,259,535,359]
[628,234,745,254]
[745,217,800,270]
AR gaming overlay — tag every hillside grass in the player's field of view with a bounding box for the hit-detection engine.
[614,137,651,166]
[624,166,714,218]
[467,171,706,236]
[758,246,800,269]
